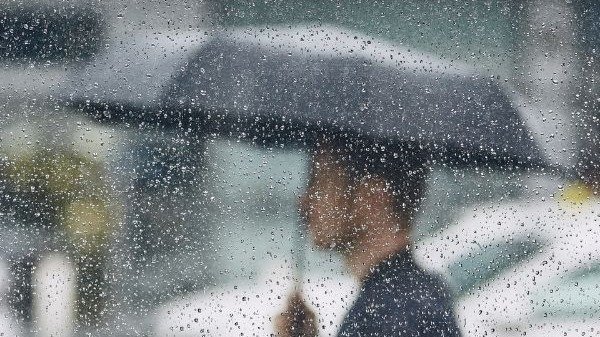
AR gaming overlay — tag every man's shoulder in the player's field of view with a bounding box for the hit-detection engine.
[367,258,452,304]
[339,264,460,336]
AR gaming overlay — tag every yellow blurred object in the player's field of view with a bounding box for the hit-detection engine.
[5,149,106,200]
[63,197,112,254]
[560,181,594,207]
[2,148,114,250]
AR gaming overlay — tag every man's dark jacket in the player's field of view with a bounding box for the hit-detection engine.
[337,250,461,336]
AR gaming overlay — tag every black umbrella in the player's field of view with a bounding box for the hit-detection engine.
[159,26,548,169]
[61,26,547,169]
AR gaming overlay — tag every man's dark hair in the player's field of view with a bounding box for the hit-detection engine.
[316,134,428,223]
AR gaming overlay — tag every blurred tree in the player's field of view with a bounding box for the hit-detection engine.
[0,3,105,63]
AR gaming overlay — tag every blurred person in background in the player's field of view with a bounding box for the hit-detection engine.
[0,148,114,328]
[276,137,460,337]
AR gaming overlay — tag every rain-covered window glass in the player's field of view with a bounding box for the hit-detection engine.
[0,1,598,336]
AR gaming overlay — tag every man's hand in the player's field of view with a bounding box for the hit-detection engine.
[274,292,318,337]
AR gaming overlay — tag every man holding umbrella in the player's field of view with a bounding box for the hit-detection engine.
[63,26,549,336]
[275,136,460,337]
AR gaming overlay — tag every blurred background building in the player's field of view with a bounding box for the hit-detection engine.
[0,0,597,336]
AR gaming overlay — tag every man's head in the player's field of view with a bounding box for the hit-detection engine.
[300,137,427,253]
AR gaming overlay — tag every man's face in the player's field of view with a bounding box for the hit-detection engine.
[299,151,356,250]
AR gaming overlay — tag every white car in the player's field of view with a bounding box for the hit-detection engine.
[414,184,600,336]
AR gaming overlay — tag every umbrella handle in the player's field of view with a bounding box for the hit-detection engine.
[292,218,306,292]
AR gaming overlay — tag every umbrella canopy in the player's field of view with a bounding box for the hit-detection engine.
[57,31,209,124]
[61,26,547,169]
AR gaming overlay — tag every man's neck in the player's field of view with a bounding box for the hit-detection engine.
[344,226,409,282]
